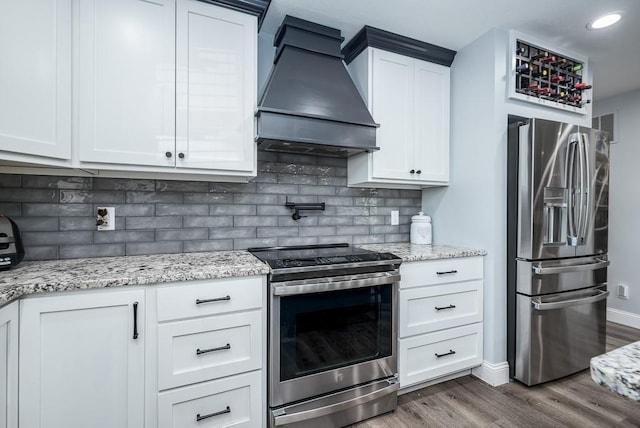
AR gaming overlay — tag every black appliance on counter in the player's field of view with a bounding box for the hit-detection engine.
[0,215,24,270]
[248,243,401,428]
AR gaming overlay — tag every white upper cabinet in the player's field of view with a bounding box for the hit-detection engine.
[175,0,256,173]
[0,0,72,161]
[77,0,176,167]
[0,0,258,180]
[77,0,256,176]
[347,47,451,189]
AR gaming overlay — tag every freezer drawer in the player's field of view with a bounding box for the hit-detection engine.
[516,255,608,295]
[515,285,607,386]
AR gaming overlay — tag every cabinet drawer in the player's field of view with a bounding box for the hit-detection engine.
[400,257,483,288]
[398,323,482,388]
[157,276,263,321]
[158,371,262,428]
[158,311,261,390]
[399,280,483,337]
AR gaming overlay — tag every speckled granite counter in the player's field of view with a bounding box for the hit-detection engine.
[0,251,269,307]
[359,243,487,262]
[591,342,640,401]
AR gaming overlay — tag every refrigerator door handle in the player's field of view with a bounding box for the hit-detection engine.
[578,133,591,243]
[532,258,610,275]
[566,136,579,245]
[531,289,609,311]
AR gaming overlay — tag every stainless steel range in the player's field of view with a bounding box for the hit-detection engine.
[248,243,401,428]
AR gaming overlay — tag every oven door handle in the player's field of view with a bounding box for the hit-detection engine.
[272,379,399,426]
[272,273,401,296]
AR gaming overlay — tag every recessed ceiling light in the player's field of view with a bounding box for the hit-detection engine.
[586,13,622,30]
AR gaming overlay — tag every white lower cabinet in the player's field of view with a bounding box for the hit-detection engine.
[155,276,266,427]
[398,257,484,389]
[0,302,18,428]
[19,289,145,428]
[158,311,262,390]
[158,371,262,428]
[399,323,483,387]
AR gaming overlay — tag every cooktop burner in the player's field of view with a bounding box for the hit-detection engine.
[248,243,400,270]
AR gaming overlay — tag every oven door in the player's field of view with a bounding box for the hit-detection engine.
[270,272,399,408]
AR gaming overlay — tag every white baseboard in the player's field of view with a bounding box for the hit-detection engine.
[608,307,640,329]
[471,360,510,386]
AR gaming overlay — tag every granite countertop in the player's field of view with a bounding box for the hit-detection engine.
[0,251,270,307]
[359,243,487,262]
[0,243,486,308]
[591,341,640,401]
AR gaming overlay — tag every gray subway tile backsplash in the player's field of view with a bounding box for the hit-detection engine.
[1,152,421,260]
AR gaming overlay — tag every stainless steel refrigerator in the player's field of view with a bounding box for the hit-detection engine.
[507,116,610,386]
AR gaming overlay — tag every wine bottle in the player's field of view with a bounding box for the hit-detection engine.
[542,55,557,64]
[516,63,530,73]
[531,69,548,78]
[531,51,549,60]
[527,84,539,92]
[551,75,564,82]
[569,94,582,102]
[516,46,527,55]
[553,90,567,99]
[537,87,552,96]
[555,58,569,67]
[571,64,583,72]
[574,82,592,90]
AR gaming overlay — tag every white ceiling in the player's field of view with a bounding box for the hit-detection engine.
[261,0,640,101]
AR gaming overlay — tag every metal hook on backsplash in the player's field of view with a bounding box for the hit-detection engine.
[285,196,326,221]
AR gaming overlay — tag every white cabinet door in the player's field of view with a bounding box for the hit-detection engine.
[77,0,175,167]
[19,290,145,428]
[370,49,415,181]
[0,0,71,160]
[413,60,450,183]
[176,0,256,172]
[0,302,18,428]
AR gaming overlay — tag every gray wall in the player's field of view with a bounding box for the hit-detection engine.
[0,151,420,260]
[594,89,640,320]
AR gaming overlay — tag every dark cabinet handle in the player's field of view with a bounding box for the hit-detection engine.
[165,151,172,158]
[409,169,415,174]
[436,270,458,276]
[132,302,139,340]
[178,152,185,159]
[416,170,422,174]
[435,304,456,311]
[435,350,456,358]
[196,295,231,305]
[196,406,231,422]
[196,343,231,355]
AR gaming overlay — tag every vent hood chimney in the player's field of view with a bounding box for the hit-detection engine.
[256,16,379,157]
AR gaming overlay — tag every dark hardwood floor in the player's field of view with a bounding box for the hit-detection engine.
[353,322,640,428]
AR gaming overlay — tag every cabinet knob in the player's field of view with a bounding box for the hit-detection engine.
[165,152,172,158]
[416,170,422,174]
[178,152,185,159]
[409,169,415,174]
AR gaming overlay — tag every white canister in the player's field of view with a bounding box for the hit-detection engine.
[410,212,432,245]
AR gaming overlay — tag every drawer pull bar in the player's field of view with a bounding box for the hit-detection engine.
[435,304,456,311]
[435,349,456,358]
[196,343,231,355]
[196,406,231,422]
[436,270,458,276]
[196,295,231,305]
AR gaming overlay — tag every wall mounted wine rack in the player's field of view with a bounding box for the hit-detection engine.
[509,31,590,115]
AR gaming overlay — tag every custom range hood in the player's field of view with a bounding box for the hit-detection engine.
[256,16,379,157]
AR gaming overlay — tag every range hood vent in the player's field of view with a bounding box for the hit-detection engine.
[256,16,379,157]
